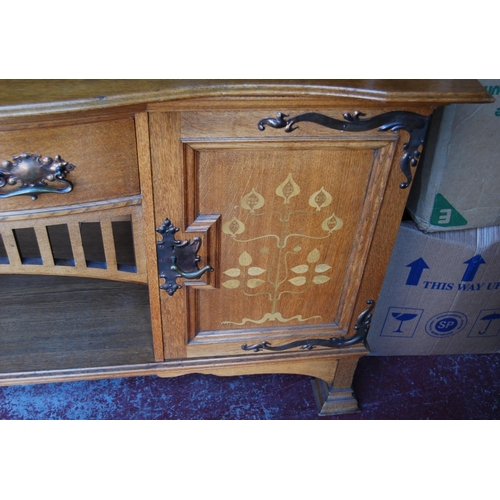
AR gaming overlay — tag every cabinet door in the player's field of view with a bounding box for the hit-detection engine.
[149,111,399,359]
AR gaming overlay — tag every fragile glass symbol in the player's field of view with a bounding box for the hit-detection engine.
[392,312,418,333]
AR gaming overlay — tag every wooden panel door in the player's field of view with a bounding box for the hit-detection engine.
[149,111,399,360]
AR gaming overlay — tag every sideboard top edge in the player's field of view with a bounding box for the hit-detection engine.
[0,80,493,118]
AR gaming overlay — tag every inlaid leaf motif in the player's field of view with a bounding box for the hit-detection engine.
[247,278,266,289]
[222,217,246,236]
[240,188,265,212]
[321,213,343,232]
[276,173,300,204]
[222,280,241,289]
[220,172,347,326]
[313,275,331,284]
[224,268,241,277]
[291,264,309,274]
[239,251,253,266]
[248,267,266,276]
[306,248,320,263]
[289,276,307,286]
[315,264,332,273]
[309,186,333,212]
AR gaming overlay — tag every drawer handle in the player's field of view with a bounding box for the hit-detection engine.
[258,110,430,189]
[0,153,76,200]
[156,218,214,296]
[242,300,375,352]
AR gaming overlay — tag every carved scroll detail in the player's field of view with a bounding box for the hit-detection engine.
[241,300,375,352]
[258,111,430,188]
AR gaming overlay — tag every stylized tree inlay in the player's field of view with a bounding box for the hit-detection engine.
[221,173,343,325]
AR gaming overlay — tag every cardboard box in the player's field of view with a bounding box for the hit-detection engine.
[367,221,500,355]
[407,79,500,232]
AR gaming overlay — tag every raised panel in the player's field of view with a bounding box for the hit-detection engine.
[176,139,397,357]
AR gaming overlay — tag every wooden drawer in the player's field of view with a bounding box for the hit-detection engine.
[0,118,140,212]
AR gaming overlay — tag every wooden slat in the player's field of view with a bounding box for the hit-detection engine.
[100,219,117,271]
[131,207,147,279]
[67,221,87,268]
[1,228,22,267]
[34,225,54,267]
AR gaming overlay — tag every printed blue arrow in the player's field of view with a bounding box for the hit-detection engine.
[462,254,486,282]
[406,258,430,286]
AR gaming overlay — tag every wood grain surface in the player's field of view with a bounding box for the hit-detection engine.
[0,203,147,283]
[0,118,140,210]
[0,80,489,415]
[0,80,492,118]
[0,274,153,374]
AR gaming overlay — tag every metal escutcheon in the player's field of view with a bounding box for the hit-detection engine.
[156,218,214,296]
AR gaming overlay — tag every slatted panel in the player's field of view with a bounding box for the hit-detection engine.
[1,228,22,267]
[131,209,147,275]
[100,219,117,271]
[0,203,148,284]
[67,221,88,269]
[0,234,8,264]
[34,226,55,267]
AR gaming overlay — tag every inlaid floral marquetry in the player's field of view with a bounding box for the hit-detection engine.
[275,173,300,204]
[220,173,343,326]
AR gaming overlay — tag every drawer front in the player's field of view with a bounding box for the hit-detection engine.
[0,118,140,211]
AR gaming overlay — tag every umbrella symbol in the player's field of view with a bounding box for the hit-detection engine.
[392,312,418,333]
[478,312,500,335]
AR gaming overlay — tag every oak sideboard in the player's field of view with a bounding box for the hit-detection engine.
[0,80,492,415]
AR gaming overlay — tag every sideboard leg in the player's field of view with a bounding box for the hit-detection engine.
[311,379,360,416]
[311,356,362,416]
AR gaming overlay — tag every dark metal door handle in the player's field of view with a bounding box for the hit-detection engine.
[156,218,214,296]
[170,261,214,280]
